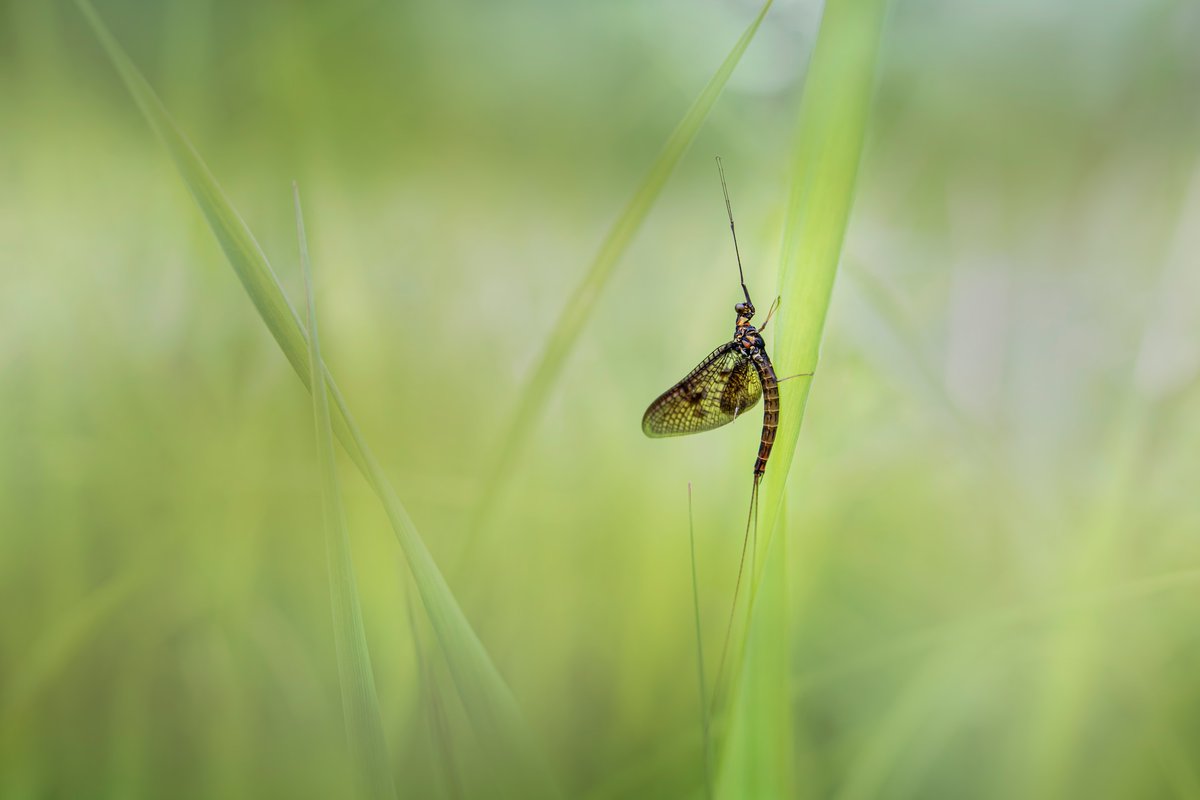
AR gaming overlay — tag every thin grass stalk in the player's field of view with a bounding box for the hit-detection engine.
[405,587,465,800]
[74,3,557,795]
[715,506,792,798]
[296,187,396,800]
[687,483,715,800]
[714,0,889,794]
[466,0,775,547]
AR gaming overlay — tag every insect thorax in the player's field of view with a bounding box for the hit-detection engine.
[734,324,763,354]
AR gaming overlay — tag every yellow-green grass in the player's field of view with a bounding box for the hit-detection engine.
[2,0,1199,798]
[715,2,888,796]
[296,186,395,800]
[73,1,560,794]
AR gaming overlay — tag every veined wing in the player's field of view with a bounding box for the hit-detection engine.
[642,342,762,438]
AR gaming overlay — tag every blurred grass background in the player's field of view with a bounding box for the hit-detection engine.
[2,0,1200,798]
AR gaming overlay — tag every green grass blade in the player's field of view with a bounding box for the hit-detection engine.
[687,483,715,800]
[716,0,889,795]
[75,3,557,795]
[405,587,465,800]
[761,0,889,527]
[468,0,775,540]
[296,187,396,800]
[74,1,319,435]
[715,505,792,799]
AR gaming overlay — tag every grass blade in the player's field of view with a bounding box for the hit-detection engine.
[468,0,775,542]
[405,588,465,800]
[295,187,396,800]
[74,3,557,795]
[716,0,889,794]
[715,505,792,799]
[687,483,715,800]
[761,0,889,529]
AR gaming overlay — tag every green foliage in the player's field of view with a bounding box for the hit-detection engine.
[74,1,556,795]
[469,0,775,546]
[716,1,889,794]
[296,187,396,800]
[3,0,1199,798]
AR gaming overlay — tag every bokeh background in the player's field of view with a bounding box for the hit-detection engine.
[3,0,1199,797]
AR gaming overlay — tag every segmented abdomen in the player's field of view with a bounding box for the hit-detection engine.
[753,352,779,479]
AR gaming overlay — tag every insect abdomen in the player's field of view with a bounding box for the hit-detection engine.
[754,354,779,479]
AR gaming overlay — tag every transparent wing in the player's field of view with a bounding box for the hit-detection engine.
[642,342,762,438]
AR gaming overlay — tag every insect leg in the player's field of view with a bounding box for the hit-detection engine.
[757,295,782,332]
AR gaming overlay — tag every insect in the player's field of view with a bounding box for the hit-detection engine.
[642,158,782,483]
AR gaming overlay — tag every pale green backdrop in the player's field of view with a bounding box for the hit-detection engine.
[1,1,1198,797]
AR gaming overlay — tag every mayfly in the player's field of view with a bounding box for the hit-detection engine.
[643,160,807,713]
[642,158,783,485]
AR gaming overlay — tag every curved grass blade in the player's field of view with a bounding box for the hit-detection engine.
[760,0,889,543]
[74,3,557,795]
[296,187,396,800]
[714,0,890,795]
[468,0,775,543]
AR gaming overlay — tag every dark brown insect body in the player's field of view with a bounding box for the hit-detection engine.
[641,159,781,480]
[736,308,780,480]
